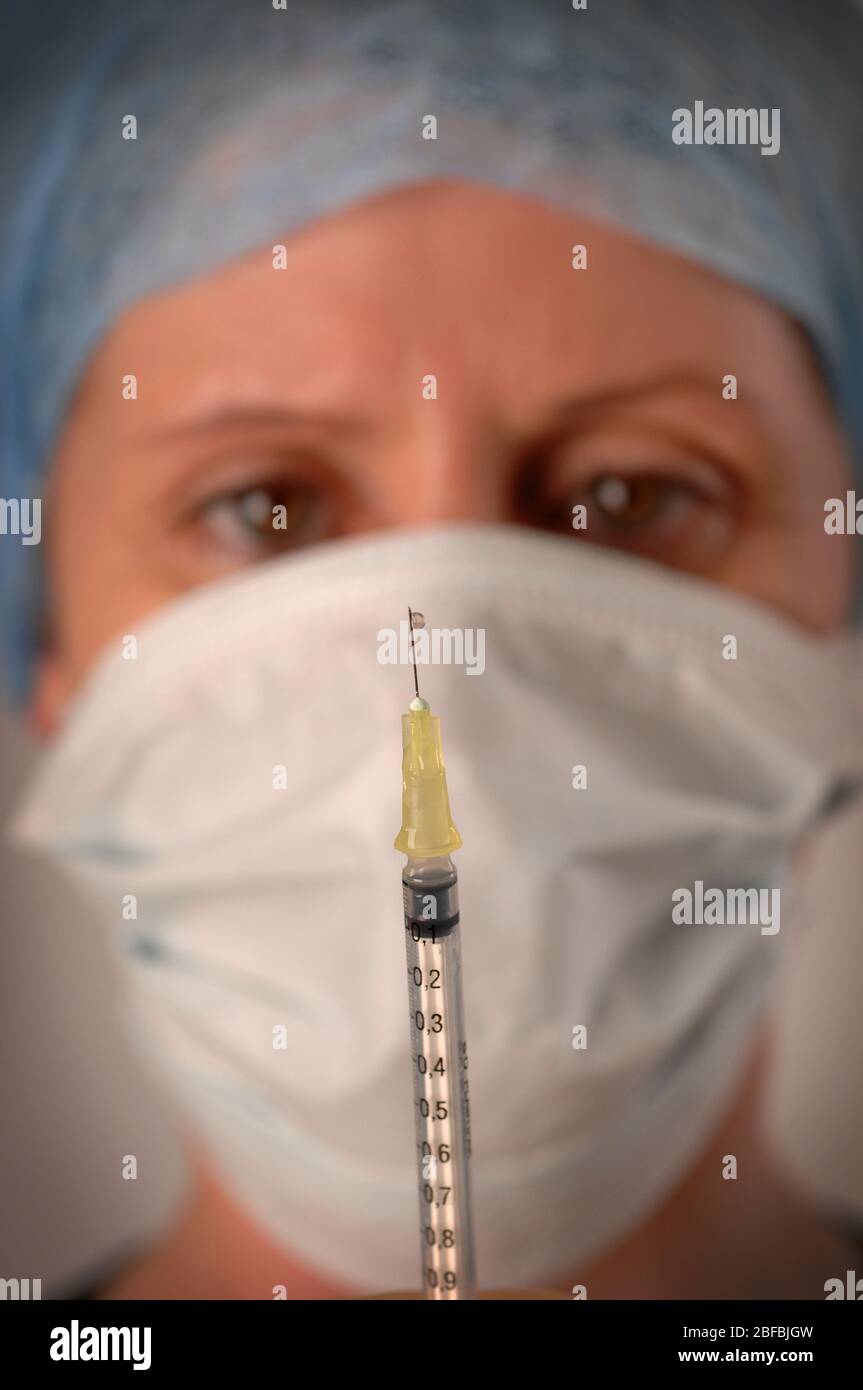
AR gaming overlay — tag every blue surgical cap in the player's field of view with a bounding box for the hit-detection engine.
[2,0,863,700]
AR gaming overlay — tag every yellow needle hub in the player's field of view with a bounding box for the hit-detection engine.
[394,695,462,859]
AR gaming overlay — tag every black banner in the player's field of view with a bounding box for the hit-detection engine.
[2,1297,859,1375]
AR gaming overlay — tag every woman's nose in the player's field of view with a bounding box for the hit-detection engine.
[374,420,515,527]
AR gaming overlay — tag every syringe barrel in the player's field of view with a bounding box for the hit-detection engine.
[403,855,477,1300]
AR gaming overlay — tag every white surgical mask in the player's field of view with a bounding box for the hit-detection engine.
[11,525,863,1291]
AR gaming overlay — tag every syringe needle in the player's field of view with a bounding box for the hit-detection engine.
[408,606,422,703]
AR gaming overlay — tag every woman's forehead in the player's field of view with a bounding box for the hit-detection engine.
[79,186,798,429]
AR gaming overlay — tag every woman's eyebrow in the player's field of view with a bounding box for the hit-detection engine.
[148,372,759,443]
[149,405,370,441]
[544,371,758,426]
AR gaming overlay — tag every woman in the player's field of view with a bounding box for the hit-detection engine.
[3,0,862,1298]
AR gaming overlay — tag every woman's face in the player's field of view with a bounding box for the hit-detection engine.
[35,180,856,723]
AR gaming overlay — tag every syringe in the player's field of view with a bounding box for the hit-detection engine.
[394,609,477,1301]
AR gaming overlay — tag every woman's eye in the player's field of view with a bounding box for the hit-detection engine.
[194,478,327,557]
[590,475,671,527]
[538,467,736,572]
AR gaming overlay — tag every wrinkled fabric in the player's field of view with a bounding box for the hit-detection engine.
[2,0,863,695]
